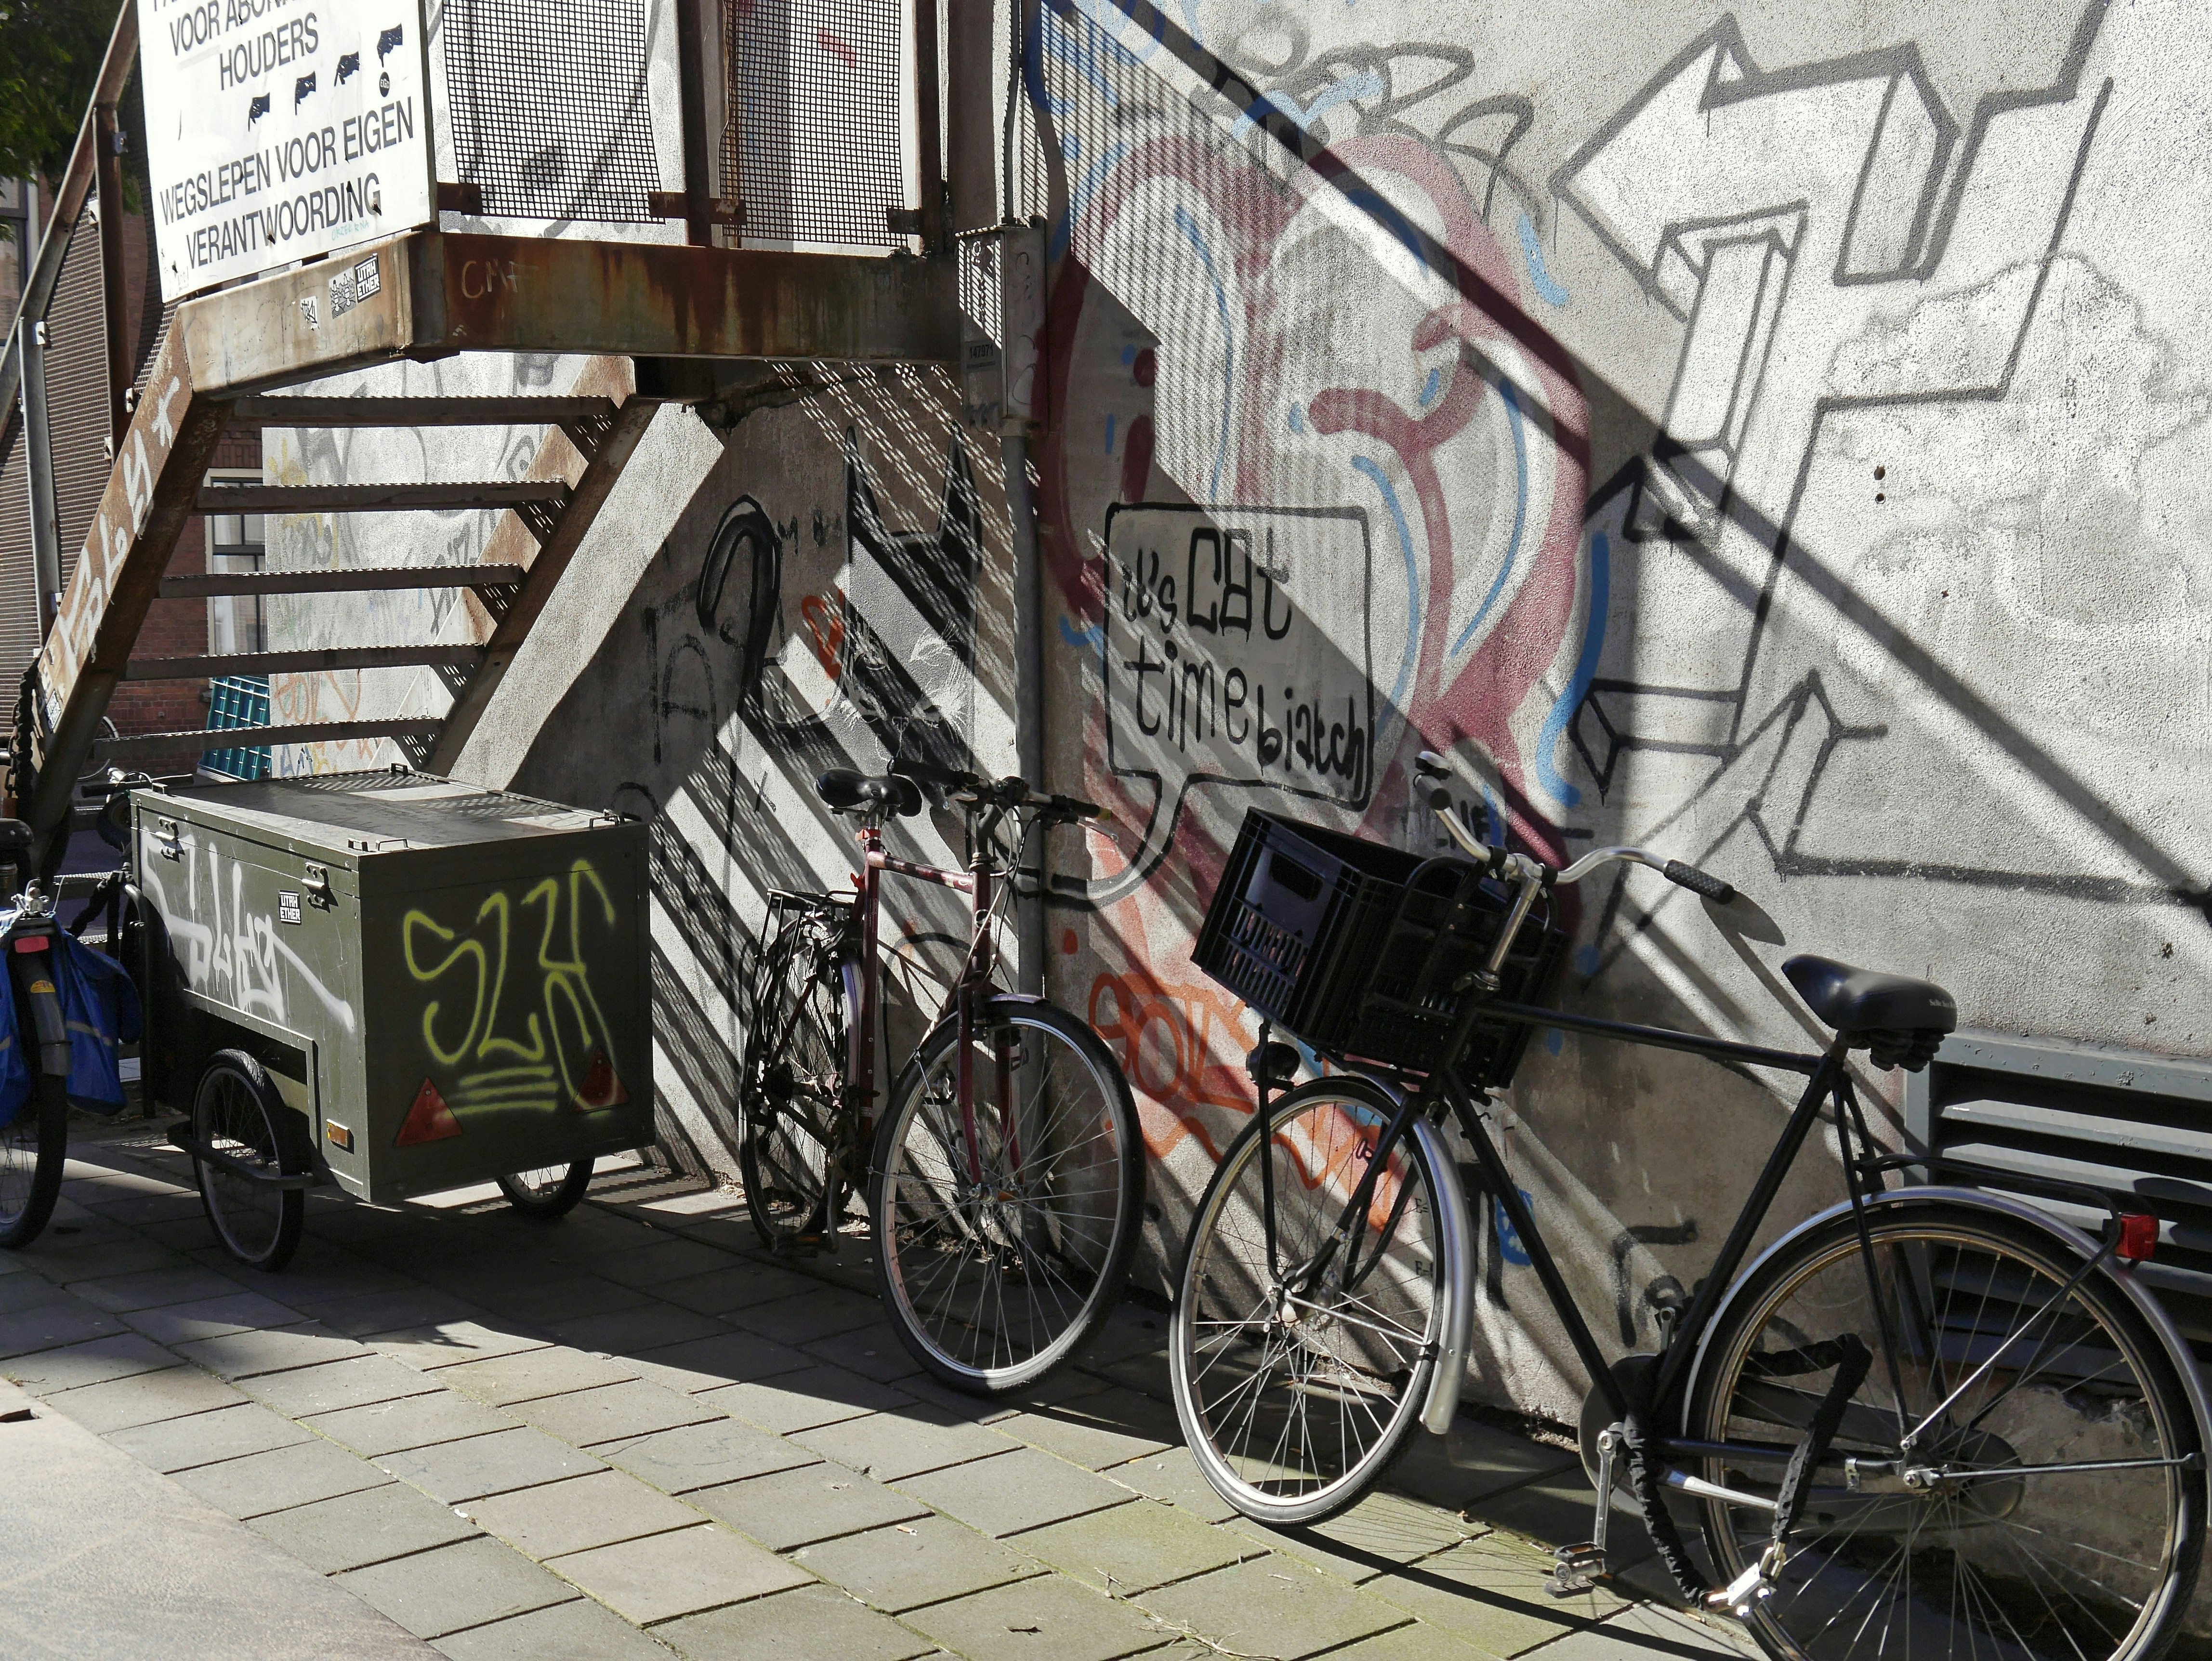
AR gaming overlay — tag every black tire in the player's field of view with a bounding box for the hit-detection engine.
[739,924,850,1247]
[1169,1075,1445,1526]
[497,1160,593,1218]
[1687,1199,2202,1661]
[0,1075,67,1249]
[869,997,1142,1395]
[191,1050,306,1272]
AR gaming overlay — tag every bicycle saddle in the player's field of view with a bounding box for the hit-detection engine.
[815,770,923,817]
[1783,955,1955,1070]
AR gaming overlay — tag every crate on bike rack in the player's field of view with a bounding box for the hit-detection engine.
[1193,809,1564,1086]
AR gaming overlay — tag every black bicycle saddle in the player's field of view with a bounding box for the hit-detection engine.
[1784,955,1955,1070]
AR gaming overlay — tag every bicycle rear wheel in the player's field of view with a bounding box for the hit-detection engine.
[869,997,1142,1395]
[1688,1199,2202,1661]
[739,921,849,1246]
[192,1049,306,1272]
[1169,1077,1445,1526]
[0,1074,66,1249]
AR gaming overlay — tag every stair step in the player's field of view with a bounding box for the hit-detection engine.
[198,482,568,512]
[97,719,445,762]
[229,396,618,429]
[160,565,527,599]
[124,646,485,680]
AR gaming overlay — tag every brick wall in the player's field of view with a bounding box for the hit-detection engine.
[100,425,263,778]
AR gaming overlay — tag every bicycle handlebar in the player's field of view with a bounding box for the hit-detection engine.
[1428,805,1736,904]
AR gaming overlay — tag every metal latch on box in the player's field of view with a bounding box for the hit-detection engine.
[155,819,182,860]
[302,865,333,908]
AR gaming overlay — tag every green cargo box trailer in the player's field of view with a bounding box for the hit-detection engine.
[128,769,654,1266]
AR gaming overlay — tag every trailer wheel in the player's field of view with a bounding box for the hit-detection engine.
[496,1160,593,1219]
[191,1050,306,1271]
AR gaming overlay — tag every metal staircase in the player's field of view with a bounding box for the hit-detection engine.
[15,224,958,868]
[94,390,658,775]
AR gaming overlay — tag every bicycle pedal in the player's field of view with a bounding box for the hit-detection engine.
[1544,1542,1605,1597]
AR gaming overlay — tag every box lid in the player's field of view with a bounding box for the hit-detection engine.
[146,771,624,859]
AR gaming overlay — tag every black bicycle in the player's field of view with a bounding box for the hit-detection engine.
[0,820,91,1250]
[1169,752,2205,1661]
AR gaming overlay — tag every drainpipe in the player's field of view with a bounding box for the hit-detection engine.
[1002,220,1047,994]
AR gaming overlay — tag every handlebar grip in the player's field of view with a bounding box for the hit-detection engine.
[1049,792,1105,820]
[1663,860,1736,904]
[1425,786,1451,813]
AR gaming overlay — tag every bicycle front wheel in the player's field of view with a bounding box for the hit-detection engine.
[739,931,849,1246]
[1169,1076,1446,1526]
[869,998,1142,1395]
[1688,1199,2202,1661]
[0,1074,66,1249]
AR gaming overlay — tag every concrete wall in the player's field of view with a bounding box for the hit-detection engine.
[270,0,2212,1425]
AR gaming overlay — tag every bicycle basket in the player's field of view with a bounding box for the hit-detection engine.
[1192,809,1565,1087]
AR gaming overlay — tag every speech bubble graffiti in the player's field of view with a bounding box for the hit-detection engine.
[1095,504,1375,898]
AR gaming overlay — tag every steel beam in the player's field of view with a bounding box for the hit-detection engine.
[98,719,445,762]
[427,396,659,774]
[229,396,618,430]
[176,230,959,396]
[197,482,568,512]
[159,566,527,598]
[125,646,485,680]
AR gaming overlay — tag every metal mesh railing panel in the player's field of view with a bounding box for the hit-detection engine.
[726,0,907,249]
[443,0,662,223]
[202,675,273,780]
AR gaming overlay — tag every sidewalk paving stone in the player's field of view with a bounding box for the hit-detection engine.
[20,1238,190,1282]
[726,1288,885,1347]
[796,1515,1047,1612]
[1138,1557,1405,1659]
[994,1397,1175,1471]
[655,1262,818,1316]
[1394,1420,1580,1511]
[176,1322,370,1379]
[440,1345,642,1406]
[377,1425,607,1503]
[1532,1601,1760,1661]
[797,1407,1020,1484]
[541,1298,728,1352]
[597,1415,821,1492]
[431,1597,681,1661]
[799,1324,927,1383]
[691,1461,928,1550]
[596,1239,741,1289]
[472,1274,645,1327]
[174,1437,392,1519]
[1458,1464,1656,1573]
[0,1294,127,1357]
[547,1522,814,1624]
[460,1468,705,1560]
[249,1481,484,1573]
[243,1353,444,1416]
[1363,1530,1620,1655]
[655,1581,936,1661]
[107,1399,308,1469]
[628,1330,812,1393]
[1229,1488,1482,1586]
[293,1288,489,1339]
[1101,1447,1238,1524]
[70,1188,207,1226]
[306,1388,517,1456]
[125,1290,307,1345]
[894,1445,1133,1537]
[904,1571,1167,1661]
[507,1378,722,1446]
[373,1320,553,1372]
[1016,1498,1252,1595]
[37,1353,249,1433]
[0,1273,85,1315]
[5,1331,181,1395]
[1324,1621,1515,1661]
[70,1266,246,1313]
[338,1535,578,1639]
[706,1362,916,1432]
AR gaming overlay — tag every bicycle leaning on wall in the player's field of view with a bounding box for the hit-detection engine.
[1170,751,2206,1661]
[736,762,1145,1397]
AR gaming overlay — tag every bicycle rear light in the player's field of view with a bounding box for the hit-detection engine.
[11,935,48,952]
[2117,1212,2159,1262]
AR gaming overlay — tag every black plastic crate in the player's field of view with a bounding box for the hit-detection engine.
[1193,809,1564,1087]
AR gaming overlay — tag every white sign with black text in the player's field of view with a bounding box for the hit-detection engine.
[139,0,434,300]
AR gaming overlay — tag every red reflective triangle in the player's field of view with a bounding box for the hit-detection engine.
[395,1077,462,1147]
[575,1048,627,1111]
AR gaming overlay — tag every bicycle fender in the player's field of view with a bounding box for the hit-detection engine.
[1676,1186,2212,1464]
[1417,1113,1477,1435]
